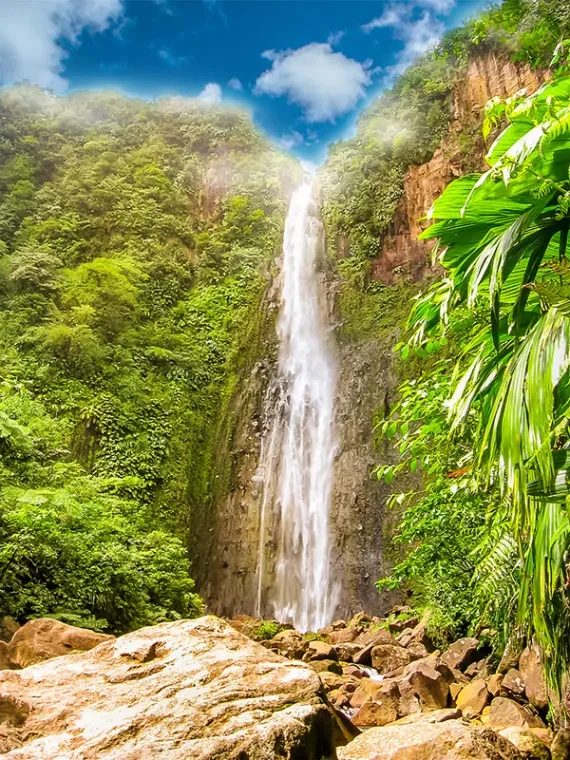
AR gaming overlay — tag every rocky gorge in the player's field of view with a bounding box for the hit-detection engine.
[0,612,563,759]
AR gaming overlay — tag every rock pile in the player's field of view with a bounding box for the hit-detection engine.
[248,609,561,760]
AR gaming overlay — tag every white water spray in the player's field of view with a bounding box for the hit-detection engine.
[254,178,338,632]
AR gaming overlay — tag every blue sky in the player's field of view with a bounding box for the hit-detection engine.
[0,0,485,162]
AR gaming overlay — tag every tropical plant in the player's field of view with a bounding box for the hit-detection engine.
[408,72,570,688]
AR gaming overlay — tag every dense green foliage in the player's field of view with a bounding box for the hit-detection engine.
[379,67,570,688]
[0,86,298,631]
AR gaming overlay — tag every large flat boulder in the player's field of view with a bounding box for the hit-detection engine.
[0,615,337,759]
[337,719,524,760]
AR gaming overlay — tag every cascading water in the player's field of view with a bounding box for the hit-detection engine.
[254,177,339,632]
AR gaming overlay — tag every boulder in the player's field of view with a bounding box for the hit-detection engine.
[318,670,346,691]
[350,678,391,708]
[370,644,410,674]
[502,669,526,699]
[337,719,525,760]
[303,639,338,662]
[488,674,505,697]
[489,697,546,730]
[270,630,309,660]
[498,727,551,760]
[407,660,450,709]
[393,708,462,725]
[335,643,366,663]
[356,628,398,648]
[310,659,343,674]
[408,642,430,661]
[330,628,360,645]
[456,679,489,718]
[519,643,548,711]
[441,638,480,671]
[7,618,113,668]
[0,616,338,759]
[353,695,398,727]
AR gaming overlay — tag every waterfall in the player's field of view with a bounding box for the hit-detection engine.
[254,177,338,632]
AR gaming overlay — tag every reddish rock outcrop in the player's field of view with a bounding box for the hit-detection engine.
[371,55,549,284]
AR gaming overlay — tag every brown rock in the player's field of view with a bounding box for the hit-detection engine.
[489,697,546,730]
[352,645,374,666]
[356,628,398,648]
[318,670,346,691]
[397,627,415,647]
[371,644,410,674]
[498,727,551,760]
[393,708,462,725]
[350,678,392,708]
[488,674,505,697]
[390,617,419,633]
[348,612,373,628]
[551,728,570,760]
[441,638,480,671]
[337,718,525,760]
[335,643,365,662]
[343,665,367,679]
[330,628,360,645]
[519,643,548,711]
[502,669,526,698]
[269,630,308,659]
[408,642,429,661]
[303,640,338,662]
[0,616,337,759]
[407,660,450,709]
[310,659,343,674]
[450,683,463,701]
[465,658,492,679]
[456,679,489,718]
[353,697,398,727]
[7,618,112,668]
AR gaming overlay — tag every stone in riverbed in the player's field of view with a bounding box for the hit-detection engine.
[0,615,338,759]
[407,660,449,709]
[337,718,525,760]
[370,644,410,674]
[519,643,548,711]
[502,669,526,699]
[329,627,360,645]
[7,617,113,668]
[441,637,480,671]
[456,679,489,718]
[498,727,551,760]
[335,642,366,662]
[352,697,398,727]
[356,628,398,648]
[303,639,338,662]
[310,658,343,674]
[489,697,546,730]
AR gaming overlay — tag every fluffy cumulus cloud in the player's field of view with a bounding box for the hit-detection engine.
[362,3,445,80]
[0,0,123,91]
[228,77,243,91]
[198,82,222,104]
[254,43,371,123]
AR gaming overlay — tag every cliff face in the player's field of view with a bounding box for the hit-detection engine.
[372,55,548,283]
[199,55,548,622]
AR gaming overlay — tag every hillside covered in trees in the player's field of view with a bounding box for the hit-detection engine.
[0,87,299,632]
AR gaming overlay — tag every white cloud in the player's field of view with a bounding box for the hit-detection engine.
[228,77,243,90]
[197,82,222,104]
[158,48,188,67]
[362,4,445,81]
[0,0,123,91]
[254,43,371,123]
[277,131,305,151]
[327,31,345,46]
